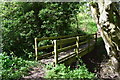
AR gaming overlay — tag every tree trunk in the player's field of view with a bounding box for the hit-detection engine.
[90,0,120,78]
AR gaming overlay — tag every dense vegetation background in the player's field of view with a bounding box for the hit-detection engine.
[0,2,97,80]
[1,2,97,58]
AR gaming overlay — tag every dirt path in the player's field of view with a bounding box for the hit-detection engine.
[20,62,46,80]
[21,34,120,79]
[20,38,95,80]
[81,37,120,79]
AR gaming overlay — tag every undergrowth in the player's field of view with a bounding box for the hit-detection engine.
[0,52,37,80]
[45,59,96,79]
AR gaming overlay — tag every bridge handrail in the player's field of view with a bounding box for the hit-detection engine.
[36,34,82,41]
[34,33,97,65]
[35,35,89,51]
[35,35,88,60]
[53,35,97,65]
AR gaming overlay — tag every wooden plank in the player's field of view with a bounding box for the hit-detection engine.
[58,43,95,65]
[57,37,76,45]
[37,44,53,50]
[58,52,76,64]
[37,36,60,41]
[90,37,95,41]
[79,40,88,45]
[54,40,58,66]
[80,37,94,44]
[79,35,87,38]
[35,38,38,60]
[76,36,79,55]
[79,35,92,41]
[53,37,94,54]
[57,44,76,53]
[78,43,95,57]
[59,39,63,49]
[91,33,97,35]
[89,35,94,39]
[95,33,97,44]
[36,34,87,41]
[36,35,80,41]
[37,52,53,60]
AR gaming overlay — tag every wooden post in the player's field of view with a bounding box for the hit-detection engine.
[76,36,79,55]
[35,38,38,61]
[60,39,62,49]
[54,40,58,66]
[95,33,97,45]
[88,35,90,53]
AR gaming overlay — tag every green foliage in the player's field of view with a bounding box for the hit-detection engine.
[74,14,97,34]
[0,52,36,80]
[1,2,80,58]
[45,63,95,79]
[1,2,97,58]
[71,2,97,34]
[0,2,98,79]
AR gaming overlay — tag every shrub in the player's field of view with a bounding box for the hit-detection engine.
[0,52,36,80]
[45,63,95,79]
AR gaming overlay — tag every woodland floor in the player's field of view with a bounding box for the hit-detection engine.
[20,42,91,80]
[82,37,120,79]
[20,37,119,80]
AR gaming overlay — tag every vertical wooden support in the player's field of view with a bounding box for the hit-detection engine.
[54,40,58,66]
[60,39,62,49]
[76,36,79,55]
[95,33,97,45]
[35,38,38,61]
[88,35,90,52]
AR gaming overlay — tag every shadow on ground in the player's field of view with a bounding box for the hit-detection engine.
[81,37,109,78]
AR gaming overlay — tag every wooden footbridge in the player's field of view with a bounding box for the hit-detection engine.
[34,33,97,66]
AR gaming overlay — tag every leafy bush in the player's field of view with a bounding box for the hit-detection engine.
[0,52,36,80]
[1,2,80,58]
[45,63,95,79]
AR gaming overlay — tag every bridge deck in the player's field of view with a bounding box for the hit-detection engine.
[40,40,95,65]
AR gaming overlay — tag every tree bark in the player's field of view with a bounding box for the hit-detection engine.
[90,0,120,78]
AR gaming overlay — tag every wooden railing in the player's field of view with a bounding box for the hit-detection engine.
[35,34,84,60]
[34,33,97,65]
